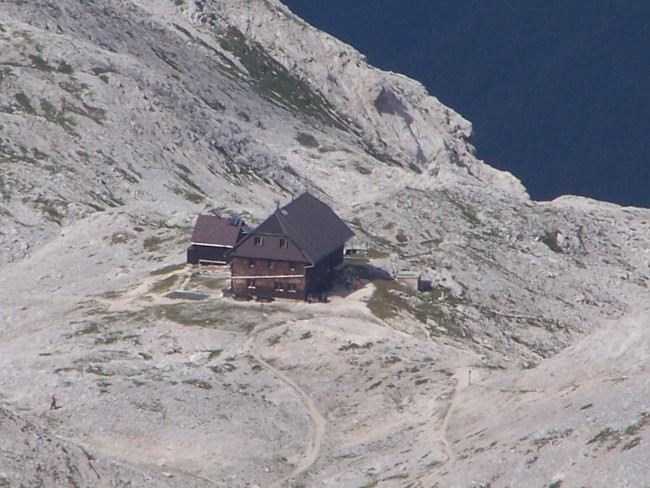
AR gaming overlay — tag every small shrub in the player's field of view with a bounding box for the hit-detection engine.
[15,92,35,113]
[29,54,54,72]
[395,230,408,243]
[144,236,164,252]
[339,341,372,351]
[296,132,319,148]
[206,348,222,361]
[86,364,112,376]
[353,162,372,175]
[95,331,123,345]
[533,427,573,449]
[587,427,617,446]
[380,355,401,367]
[58,61,74,74]
[210,363,236,374]
[75,322,102,336]
[267,334,282,346]
[182,379,212,389]
[111,232,130,244]
[367,279,411,320]
[622,436,641,450]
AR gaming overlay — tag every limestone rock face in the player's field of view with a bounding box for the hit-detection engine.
[1,1,650,487]
[188,0,527,195]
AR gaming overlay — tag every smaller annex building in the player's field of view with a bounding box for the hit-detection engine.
[187,213,249,265]
[229,192,353,301]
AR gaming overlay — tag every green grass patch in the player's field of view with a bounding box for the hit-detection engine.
[29,54,54,72]
[149,275,179,294]
[366,279,411,321]
[110,232,130,245]
[339,341,373,351]
[95,331,126,345]
[99,289,125,299]
[33,196,67,224]
[150,263,186,276]
[210,362,237,374]
[58,61,74,74]
[144,236,165,252]
[624,412,650,436]
[58,80,89,95]
[395,230,408,243]
[15,92,35,113]
[296,132,319,148]
[186,273,227,291]
[152,302,231,327]
[206,348,222,361]
[85,364,113,377]
[64,100,106,125]
[218,27,347,130]
[182,378,213,390]
[353,162,372,175]
[38,98,77,135]
[74,322,103,336]
[173,186,205,204]
[91,66,119,84]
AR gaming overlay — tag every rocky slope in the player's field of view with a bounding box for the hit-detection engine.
[1,1,650,486]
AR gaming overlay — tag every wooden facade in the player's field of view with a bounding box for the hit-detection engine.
[229,193,353,301]
[230,246,345,300]
[187,243,231,265]
[231,257,307,300]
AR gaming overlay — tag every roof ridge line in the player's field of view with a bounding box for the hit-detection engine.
[276,210,317,263]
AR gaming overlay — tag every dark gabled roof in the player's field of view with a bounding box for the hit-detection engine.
[190,214,245,247]
[231,192,354,264]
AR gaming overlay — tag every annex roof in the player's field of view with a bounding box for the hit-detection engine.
[190,214,244,248]
[231,192,353,264]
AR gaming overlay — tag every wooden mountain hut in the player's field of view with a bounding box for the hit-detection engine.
[229,192,353,300]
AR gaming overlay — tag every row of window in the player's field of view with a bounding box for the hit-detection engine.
[246,280,297,292]
[254,236,289,248]
[248,259,297,271]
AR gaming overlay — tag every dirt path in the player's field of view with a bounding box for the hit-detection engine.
[253,350,326,488]
[416,364,483,485]
[240,324,326,487]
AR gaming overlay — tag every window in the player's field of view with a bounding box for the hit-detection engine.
[268,260,275,269]
[254,236,264,246]
[286,283,296,293]
[274,281,284,291]
[279,238,288,249]
[247,279,256,289]
[248,258,255,267]
[289,262,296,271]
